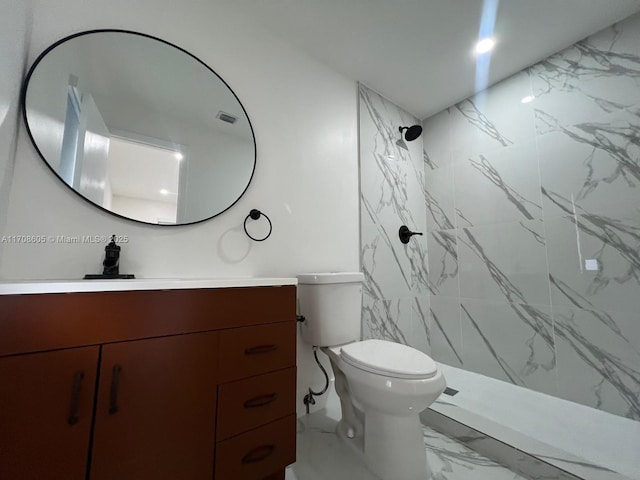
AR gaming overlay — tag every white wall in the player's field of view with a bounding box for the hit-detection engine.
[182,127,254,223]
[92,96,255,223]
[0,0,359,415]
[111,195,177,225]
[77,94,110,206]
[22,36,87,173]
[0,0,32,264]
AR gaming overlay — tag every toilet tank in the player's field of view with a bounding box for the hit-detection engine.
[297,272,364,347]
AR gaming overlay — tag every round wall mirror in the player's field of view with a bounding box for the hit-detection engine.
[22,30,256,225]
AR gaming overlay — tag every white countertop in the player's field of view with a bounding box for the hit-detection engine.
[0,277,297,295]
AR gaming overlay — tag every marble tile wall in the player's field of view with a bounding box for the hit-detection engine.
[359,84,431,354]
[422,12,640,420]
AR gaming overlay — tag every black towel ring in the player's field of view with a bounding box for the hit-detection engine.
[243,209,273,242]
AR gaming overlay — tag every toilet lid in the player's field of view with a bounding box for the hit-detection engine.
[340,339,438,379]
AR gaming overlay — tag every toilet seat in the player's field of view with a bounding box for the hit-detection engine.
[340,339,438,380]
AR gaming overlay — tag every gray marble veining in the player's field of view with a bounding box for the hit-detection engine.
[359,83,431,352]
[360,15,640,480]
[544,203,640,315]
[427,230,459,297]
[454,98,514,148]
[429,296,464,367]
[460,299,557,395]
[425,164,456,232]
[531,15,640,134]
[448,71,536,160]
[453,141,543,227]
[420,10,640,423]
[551,293,640,419]
[422,409,581,480]
[423,428,528,480]
[457,220,551,305]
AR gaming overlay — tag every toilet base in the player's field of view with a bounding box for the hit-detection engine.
[326,350,431,480]
[335,411,430,480]
[363,410,428,480]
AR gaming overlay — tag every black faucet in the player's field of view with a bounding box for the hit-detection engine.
[83,235,135,280]
[102,235,120,276]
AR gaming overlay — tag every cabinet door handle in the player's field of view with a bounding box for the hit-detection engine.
[108,364,122,415]
[243,393,278,408]
[67,371,84,426]
[241,444,275,464]
[244,344,277,355]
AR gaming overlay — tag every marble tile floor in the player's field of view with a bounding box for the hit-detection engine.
[285,403,530,480]
[431,365,639,480]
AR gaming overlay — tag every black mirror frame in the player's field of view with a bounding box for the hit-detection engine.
[21,29,257,226]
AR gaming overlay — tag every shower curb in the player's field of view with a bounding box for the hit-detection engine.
[423,408,584,480]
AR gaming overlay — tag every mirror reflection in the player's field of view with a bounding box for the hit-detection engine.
[23,30,256,225]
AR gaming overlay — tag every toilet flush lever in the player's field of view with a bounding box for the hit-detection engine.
[399,225,423,244]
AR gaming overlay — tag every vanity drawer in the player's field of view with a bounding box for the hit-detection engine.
[217,367,296,440]
[214,414,296,480]
[218,322,295,382]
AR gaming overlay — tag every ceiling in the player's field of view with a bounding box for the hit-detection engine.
[232,0,640,119]
[81,33,253,142]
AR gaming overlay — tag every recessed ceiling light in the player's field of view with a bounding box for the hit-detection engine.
[160,189,169,195]
[475,37,495,55]
[521,95,535,104]
[174,152,184,160]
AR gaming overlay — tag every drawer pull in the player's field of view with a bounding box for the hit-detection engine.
[244,344,277,355]
[67,371,84,426]
[243,393,278,408]
[109,364,122,415]
[241,444,275,464]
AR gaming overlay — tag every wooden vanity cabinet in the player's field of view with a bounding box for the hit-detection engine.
[215,322,297,480]
[0,285,296,480]
[90,332,219,480]
[0,346,99,480]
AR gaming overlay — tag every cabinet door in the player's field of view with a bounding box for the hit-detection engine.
[90,332,218,480]
[0,346,99,480]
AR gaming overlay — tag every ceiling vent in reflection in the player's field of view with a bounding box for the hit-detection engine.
[216,111,237,124]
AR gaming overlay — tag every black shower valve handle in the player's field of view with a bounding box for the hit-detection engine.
[399,225,423,244]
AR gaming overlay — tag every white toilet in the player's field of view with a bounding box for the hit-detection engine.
[297,272,446,480]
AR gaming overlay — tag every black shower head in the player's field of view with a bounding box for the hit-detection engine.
[399,125,423,142]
